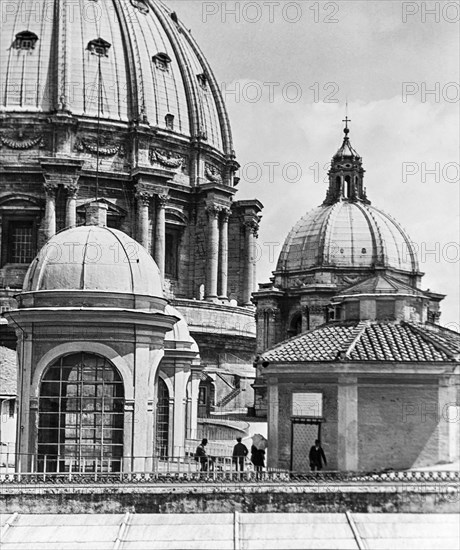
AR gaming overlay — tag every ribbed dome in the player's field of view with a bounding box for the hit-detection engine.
[277,201,419,274]
[24,225,163,297]
[0,0,231,154]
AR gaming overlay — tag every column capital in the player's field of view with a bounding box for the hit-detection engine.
[221,207,231,222]
[206,203,222,219]
[43,182,58,197]
[66,183,79,199]
[338,374,358,385]
[243,219,259,237]
[135,184,152,206]
[156,192,170,207]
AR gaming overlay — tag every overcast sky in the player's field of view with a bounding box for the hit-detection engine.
[169,0,460,328]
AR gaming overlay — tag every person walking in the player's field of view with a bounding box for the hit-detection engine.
[232,437,248,472]
[195,438,209,472]
[309,439,327,471]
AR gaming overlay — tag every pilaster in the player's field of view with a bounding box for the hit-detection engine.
[337,374,358,471]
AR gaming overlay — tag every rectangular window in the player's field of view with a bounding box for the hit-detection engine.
[377,300,395,320]
[9,400,15,418]
[346,301,360,320]
[8,220,35,264]
[165,231,179,279]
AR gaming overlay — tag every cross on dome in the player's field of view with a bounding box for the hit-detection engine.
[342,116,351,135]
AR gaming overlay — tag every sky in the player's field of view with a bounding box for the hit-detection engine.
[169,0,460,329]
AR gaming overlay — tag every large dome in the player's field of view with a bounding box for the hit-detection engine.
[23,225,163,297]
[0,0,231,155]
[277,201,419,274]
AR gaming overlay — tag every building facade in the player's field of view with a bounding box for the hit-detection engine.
[0,0,262,415]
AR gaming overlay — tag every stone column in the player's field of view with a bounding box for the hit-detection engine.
[132,346,164,472]
[172,367,187,457]
[243,220,258,305]
[206,204,220,300]
[219,208,230,299]
[136,188,151,251]
[337,374,358,471]
[123,400,135,473]
[43,183,57,240]
[189,371,201,440]
[155,193,169,279]
[267,307,279,350]
[65,185,78,228]
[438,376,458,463]
[267,377,279,469]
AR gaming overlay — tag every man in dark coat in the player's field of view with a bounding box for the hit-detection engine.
[309,439,327,471]
[195,438,209,472]
[232,437,248,471]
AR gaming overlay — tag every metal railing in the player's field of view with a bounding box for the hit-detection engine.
[1,453,458,485]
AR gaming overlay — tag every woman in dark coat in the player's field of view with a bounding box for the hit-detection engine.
[250,445,265,473]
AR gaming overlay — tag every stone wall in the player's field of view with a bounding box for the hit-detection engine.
[0,484,457,514]
[358,384,449,470]
[270,374,459,472]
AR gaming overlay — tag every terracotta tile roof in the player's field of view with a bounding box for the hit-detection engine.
[262,322,460,363]
[0,346,17,396]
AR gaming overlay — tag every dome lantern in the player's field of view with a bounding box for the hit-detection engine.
[324,119,369,205]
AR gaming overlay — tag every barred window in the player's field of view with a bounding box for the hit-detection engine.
[38,353,124,473]
[155,378,169,458]
[8,221,34,264]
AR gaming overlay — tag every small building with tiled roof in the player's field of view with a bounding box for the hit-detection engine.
[262,320,460,472]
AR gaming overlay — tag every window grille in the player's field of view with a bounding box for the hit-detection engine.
[9,221,34,264]
[38,353,124,472]
[155,378,169,458]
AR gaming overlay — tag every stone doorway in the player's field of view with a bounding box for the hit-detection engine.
[290,419,322,472]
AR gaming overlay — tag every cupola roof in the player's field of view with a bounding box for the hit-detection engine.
[276,122,419,276]
[23,224,163,298]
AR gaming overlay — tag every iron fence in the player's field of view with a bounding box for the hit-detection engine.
[0,452,458,485]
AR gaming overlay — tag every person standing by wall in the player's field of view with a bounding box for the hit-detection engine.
[232,437,248,472]
[195,438,209,472]
[250,444,265,476]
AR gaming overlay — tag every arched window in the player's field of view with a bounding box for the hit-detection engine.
[38,353,124,472]
[288,312,302,337]
[156,378,170,458]
[344,176,351,198]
